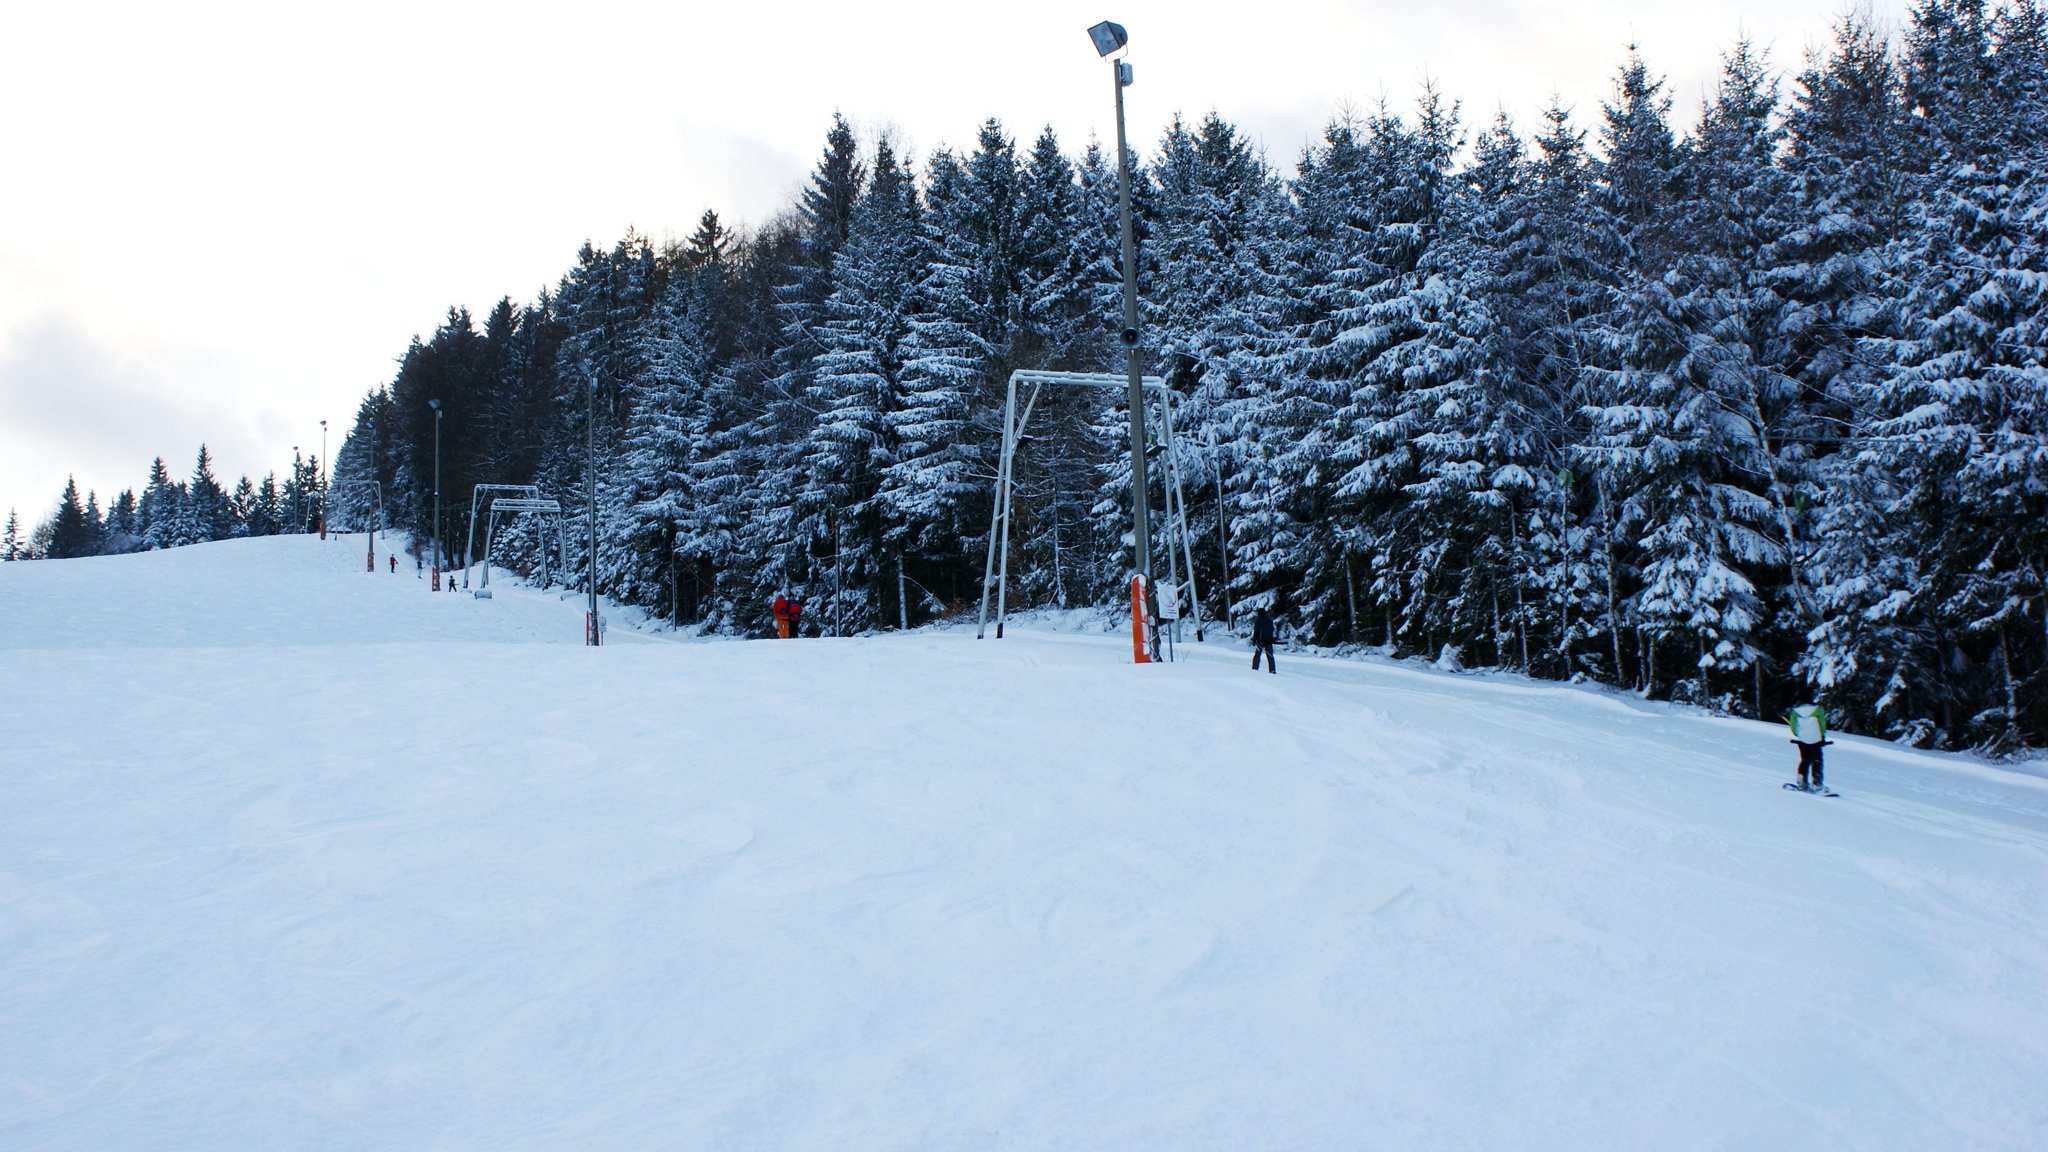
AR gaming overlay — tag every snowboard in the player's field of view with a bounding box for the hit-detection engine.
[1783,782,1839,798]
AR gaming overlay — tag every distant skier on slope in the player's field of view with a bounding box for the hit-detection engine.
[1786,702,1830,792]
[1251,606,1277,674]
[772,594,792,639]
[788,598,804,637]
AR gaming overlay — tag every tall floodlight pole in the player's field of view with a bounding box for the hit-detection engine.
[586,374,601,646]
[428,399,443,585]
[319,419,328,537]
[1090,19,1154,662]
[292,447,301,531]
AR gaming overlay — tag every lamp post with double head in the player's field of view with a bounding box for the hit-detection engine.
[1089,19,1156,661]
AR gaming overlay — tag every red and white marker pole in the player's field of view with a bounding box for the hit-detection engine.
[1130,574,1151,664]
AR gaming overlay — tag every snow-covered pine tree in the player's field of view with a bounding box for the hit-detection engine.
[139,456,180,549]
[2,508,20,560]
[1785,13,1931,737]
[895,124,1022,620]
[614,268,722,619]
[1382,112,1567,672]
[330,385,398,536]
[936,120,1024,369]
[1035,139,1146,604]
[1000,127,1123,609]
[767,115,868,429]
[168,445,233,545]
[668,386,752,629]
[684,209,731,269]
[799,137,925,631]
[386,308,496,551]
[81,490,106,555]
[1139,112,1296,631]
[281,449,320,536]
[884,157,993,622]
[1854,0,2048,748]
[227,477,257,538]
[1576,51,1687,692]
[1590,42,1805,709]
[44,476,95,558]
[1296,89,1464,648]
[551,236,656,470]
[1473,100,1619,678]
[253,473,283,538]
[1224,116,1378,636]
[1016,127,1110,372]
[102,489,141,552]
[472,301,550,497]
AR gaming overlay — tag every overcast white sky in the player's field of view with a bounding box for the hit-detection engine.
[0,0,1909,522]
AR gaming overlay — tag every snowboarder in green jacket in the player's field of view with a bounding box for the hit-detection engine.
[1786,702,1828,792]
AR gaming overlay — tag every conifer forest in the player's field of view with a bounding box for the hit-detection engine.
[18,3,2048,752]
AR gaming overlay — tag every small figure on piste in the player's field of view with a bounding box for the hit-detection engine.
[1785,701,1835,795]
[772,594,792,639]
[1250,606,1277,674]
[787,598,805,637]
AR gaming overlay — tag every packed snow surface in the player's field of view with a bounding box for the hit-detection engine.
[3,535,2045,1150]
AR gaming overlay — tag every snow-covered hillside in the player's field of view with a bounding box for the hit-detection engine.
[3,535,2045,1150]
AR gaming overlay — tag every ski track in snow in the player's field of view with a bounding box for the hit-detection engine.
[2,535,2045,1150]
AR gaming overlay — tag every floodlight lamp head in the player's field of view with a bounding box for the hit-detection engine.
[428,398,440,411]
[1088,20,1128,57]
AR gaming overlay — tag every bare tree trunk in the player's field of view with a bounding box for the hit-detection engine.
[1558,487,1573,676]
[1699,633,1709,708]
[2001,631,2020,753]
[1601,475,1626,686]
[1510,504,1529,671]
[1052,516,1066,609]
[1345,556,1358,642]
[1492,591,1504,667]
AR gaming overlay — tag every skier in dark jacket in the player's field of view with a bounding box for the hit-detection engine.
[1251,607,1277,673]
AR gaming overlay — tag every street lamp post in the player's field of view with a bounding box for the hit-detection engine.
[1089,19,1156,662]
[586,374,601,646]
[428,399,442,589]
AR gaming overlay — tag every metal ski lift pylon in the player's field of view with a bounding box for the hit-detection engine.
[462,484,570,598]
[975,370,1206,657]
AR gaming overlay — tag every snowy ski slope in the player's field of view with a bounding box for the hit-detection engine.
[3,535,2045,1150]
